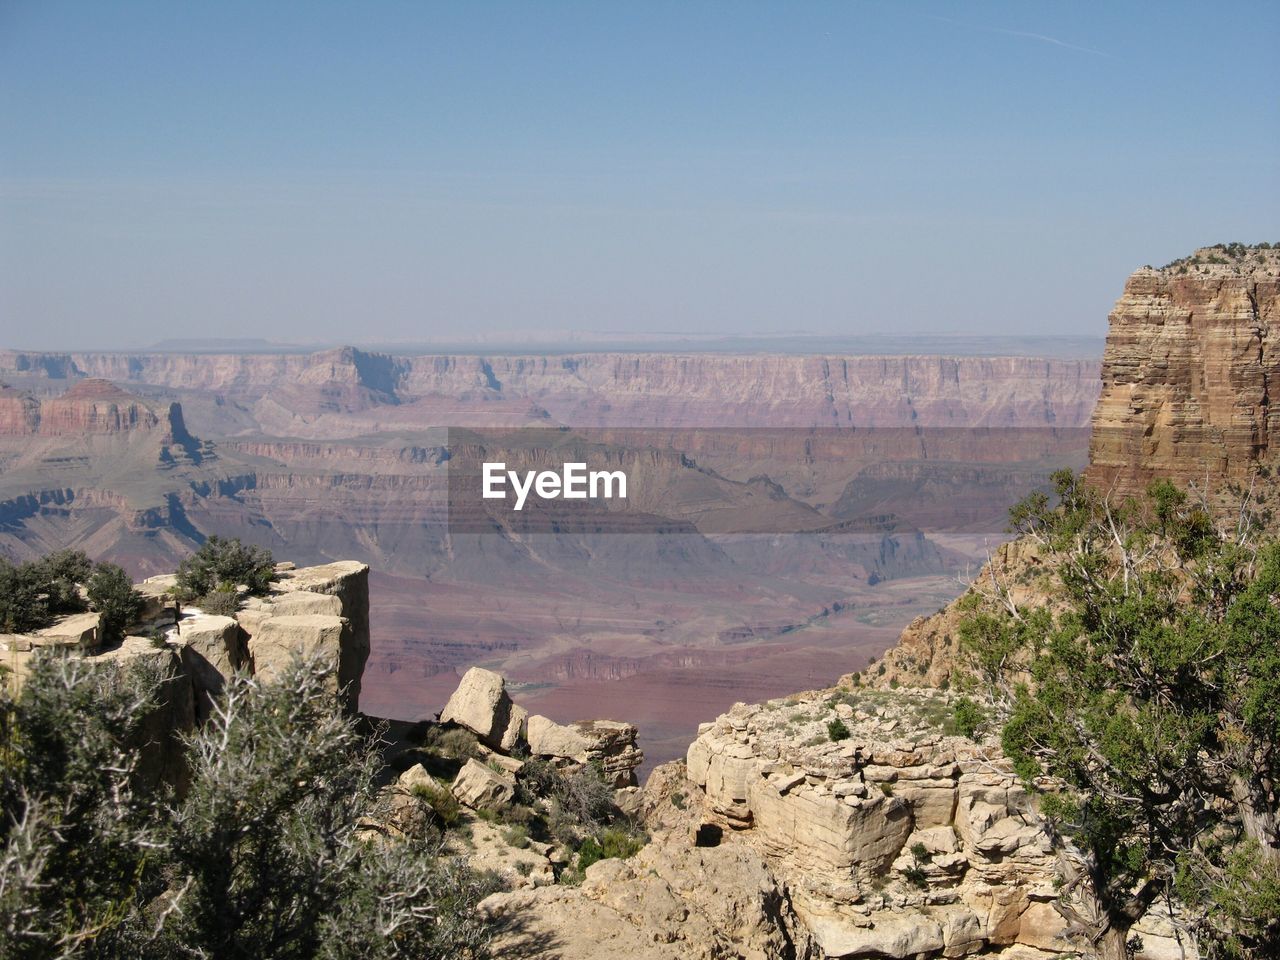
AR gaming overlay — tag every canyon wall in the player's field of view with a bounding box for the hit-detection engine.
[0,347,1100,433]
[0,378,190,439]
[1087,245,1280,497]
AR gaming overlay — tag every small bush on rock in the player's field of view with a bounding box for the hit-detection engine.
[176,535,275,599]
[85,562,143,645]
[577,827,644,870]
[948,697,985,739]
[197,586,240,617]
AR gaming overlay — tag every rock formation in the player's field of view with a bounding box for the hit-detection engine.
[0,378,193,440]
[1087,244,1280,499]
[481,836,814,960]
[0,348,1101,433]
[685,687,1068,959]
[527,715,644,787]
[1,558,371,789]
[439,666,528,752]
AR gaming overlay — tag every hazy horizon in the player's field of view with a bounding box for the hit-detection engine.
[2,1,1278,349]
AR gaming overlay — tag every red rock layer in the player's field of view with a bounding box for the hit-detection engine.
[0,379,184,438]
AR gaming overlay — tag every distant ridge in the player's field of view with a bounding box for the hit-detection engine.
[22,334,1105,360]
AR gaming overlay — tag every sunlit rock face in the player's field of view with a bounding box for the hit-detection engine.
[1087,246,1280,500]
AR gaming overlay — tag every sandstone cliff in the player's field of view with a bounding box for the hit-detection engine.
[1087,244,1280,498]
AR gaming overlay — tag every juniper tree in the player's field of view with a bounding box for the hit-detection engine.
[959,474,1280,959]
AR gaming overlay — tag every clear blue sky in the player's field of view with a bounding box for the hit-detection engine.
[1,1,1277,349]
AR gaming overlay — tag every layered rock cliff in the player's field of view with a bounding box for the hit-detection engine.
[1087,244,1280,498]
[0,347,1100,433]
[0,378,192,440]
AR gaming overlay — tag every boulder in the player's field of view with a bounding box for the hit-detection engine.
[527,715,643,787]
[806,910,945,959]
[451,758,516,811]
[501,703,528,753]
[440,667,524,751]
[527,714,591,758]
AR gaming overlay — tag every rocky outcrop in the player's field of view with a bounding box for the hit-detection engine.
[451,757,518,812]
[178,613,249,721]
[527,715,644,787]
[860,537,1052,691]
[685,687,1071,959]
[481,835,816,960]
[246,560,371,714]
[1087,245,1280,499]
[439,667,527,751]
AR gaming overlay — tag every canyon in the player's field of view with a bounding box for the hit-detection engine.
[0,343,1098,768]
[4,246,1276,959]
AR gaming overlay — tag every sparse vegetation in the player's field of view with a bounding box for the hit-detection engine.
[958,472,1280,958]
[176,535,276,599]
[949,696,985,740]
[0,655,499,959]
[85,562,143,645]
[0,550,144,645]
[0,550,101,634]
[197,584,241,617]
[576,826,645,870]
[411,779,464,830]
[900,863,928,889]
[826,717,851,741]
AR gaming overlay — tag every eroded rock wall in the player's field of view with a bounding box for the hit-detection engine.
[685,687,1070,959]
[1087,246,1280,498]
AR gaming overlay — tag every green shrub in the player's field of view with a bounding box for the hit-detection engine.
[950,697,985,740]
[86,562,143,645]
[0,550,98,633]
[502,824,531,849]
[827,717,851,741]
[197,585,240,617]
[176,535,275,599]
[901,864,929,889]
[35,548,93,614]
[0,655,498,959]
[0,558,51,632]
[411,780,463,829]
[577,827,644,870]
[424,725,482,761]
